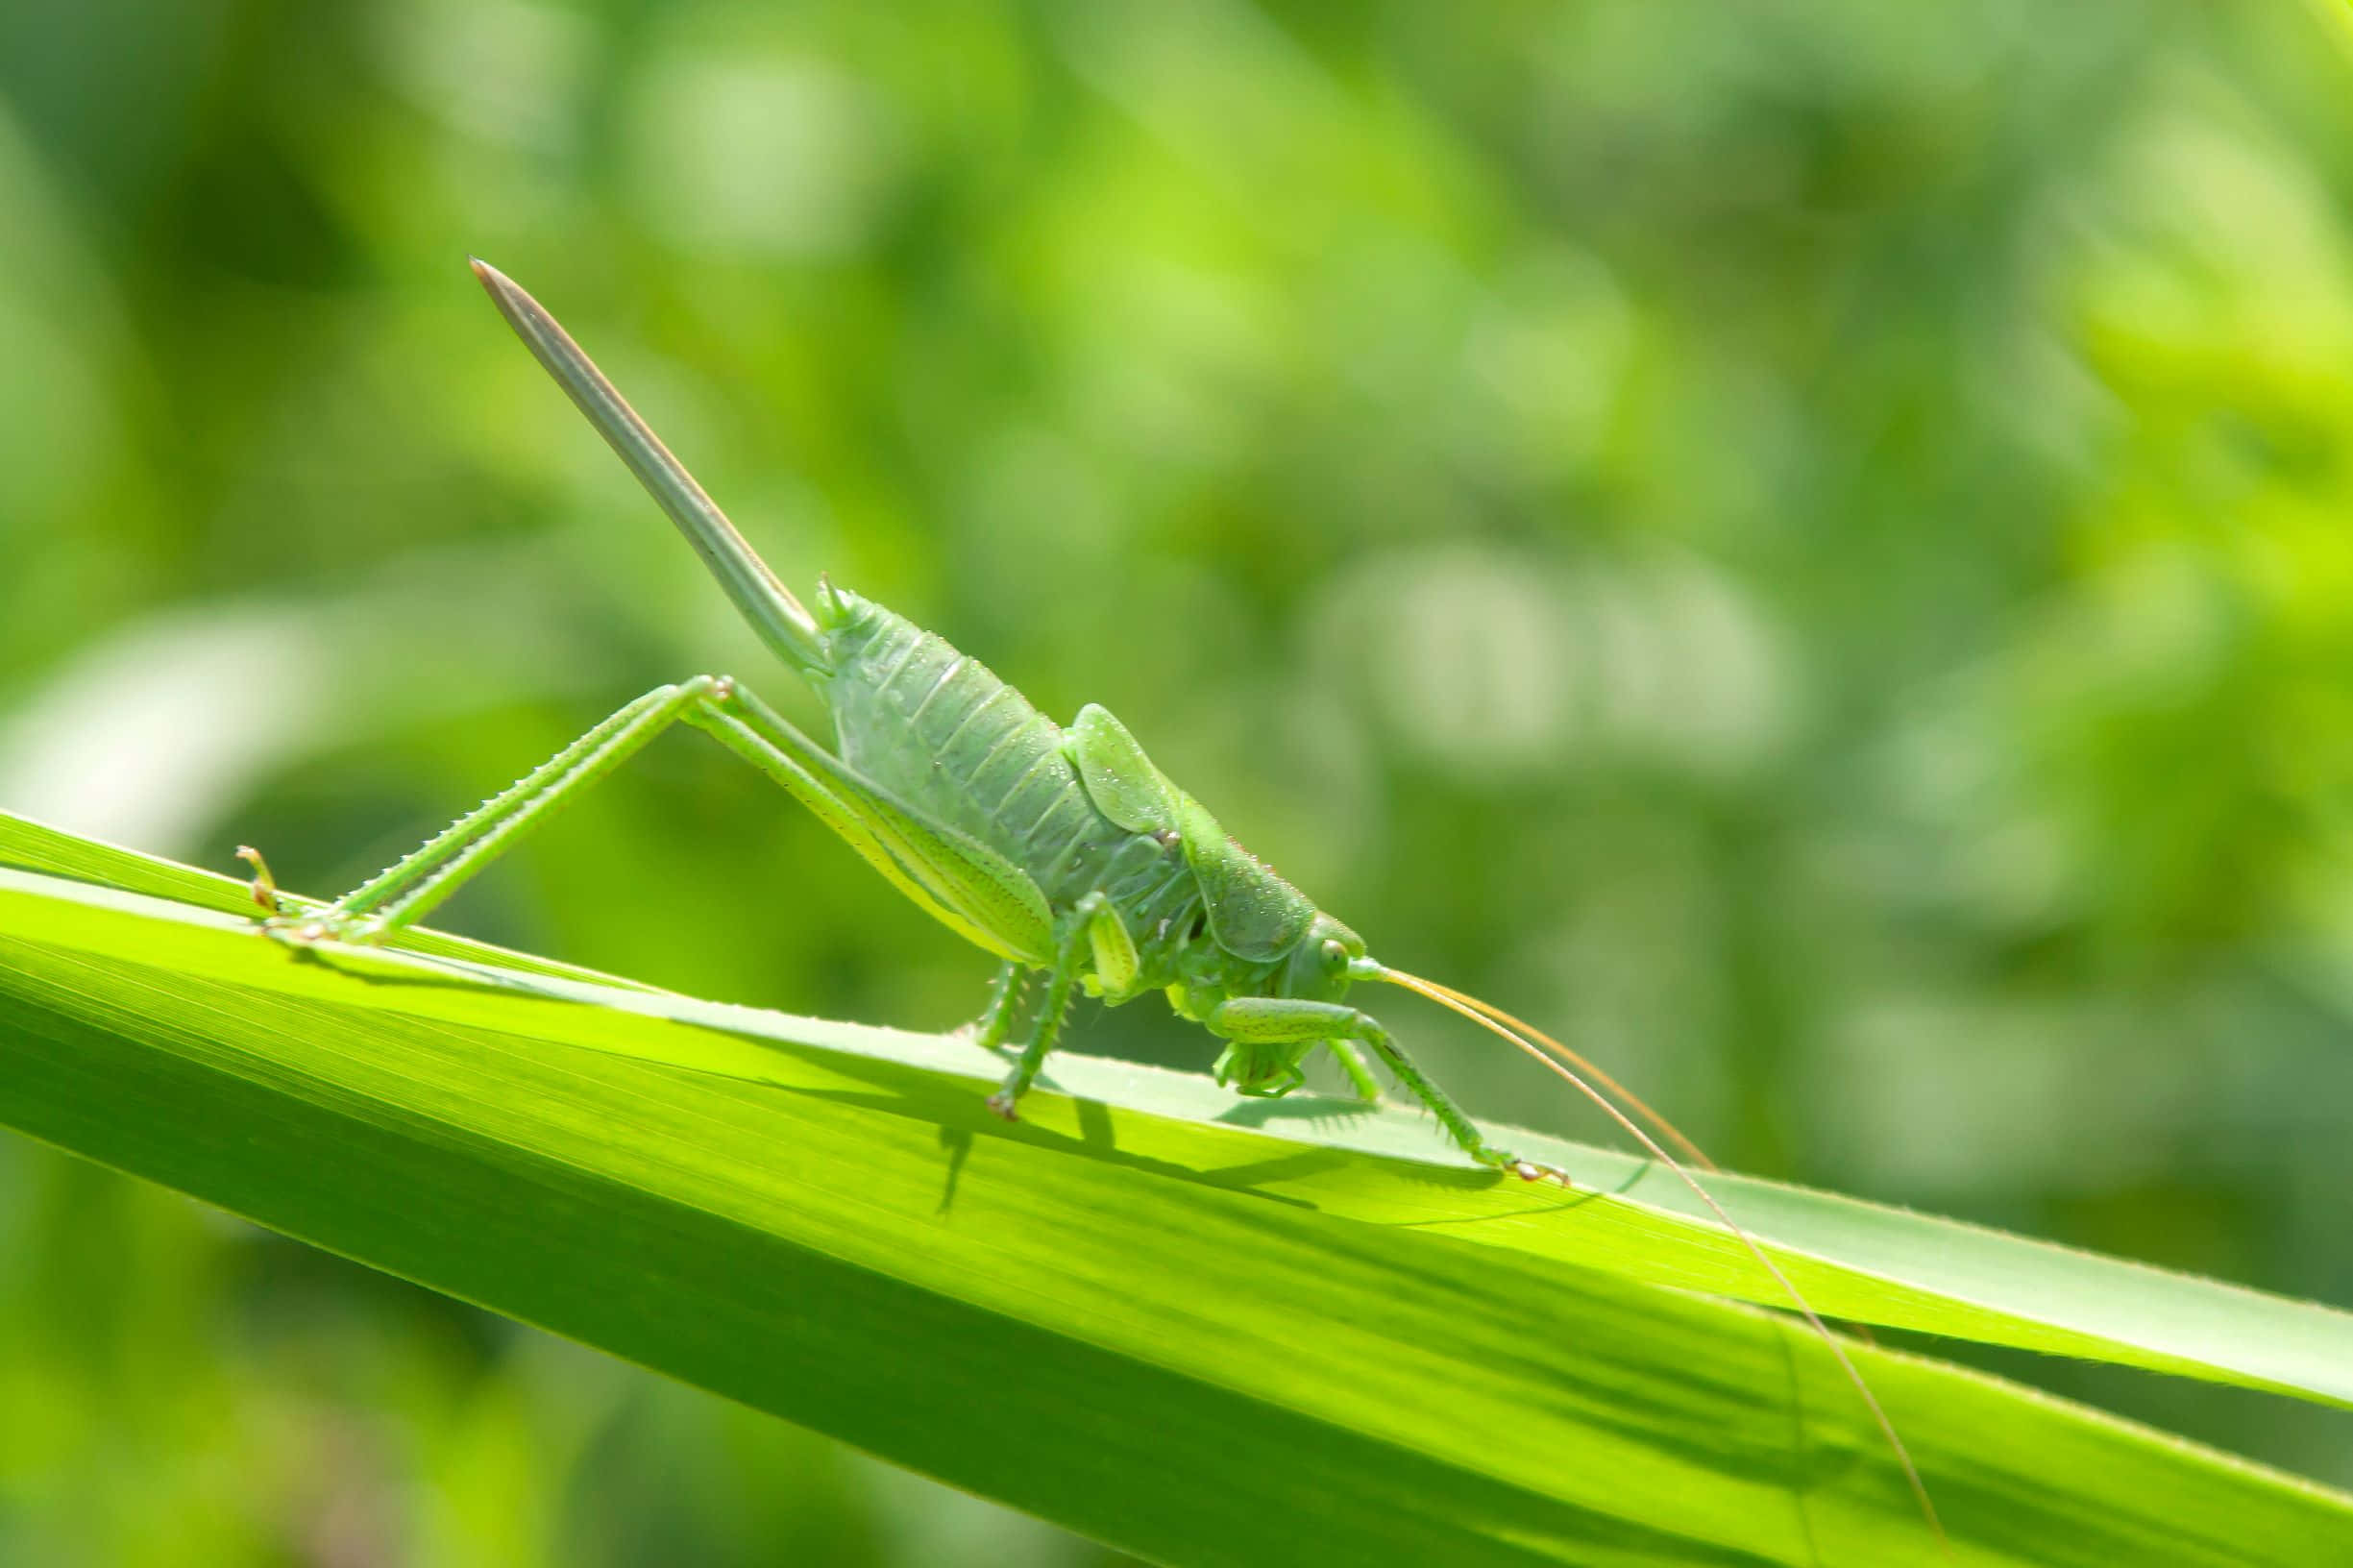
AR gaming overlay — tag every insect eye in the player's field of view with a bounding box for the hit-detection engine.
[1321,939,1347,969]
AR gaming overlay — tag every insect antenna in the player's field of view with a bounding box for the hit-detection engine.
[1385,971,1716,1171]
[1368,965,1948,1556]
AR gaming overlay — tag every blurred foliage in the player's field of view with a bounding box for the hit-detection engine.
[3,0,2353,1562]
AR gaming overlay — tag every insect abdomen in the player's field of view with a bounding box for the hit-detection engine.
[819,592,1192,942]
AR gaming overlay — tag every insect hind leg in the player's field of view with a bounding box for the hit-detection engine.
[256,676,732,944]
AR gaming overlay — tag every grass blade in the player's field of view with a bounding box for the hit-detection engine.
[2,810,2349,1564]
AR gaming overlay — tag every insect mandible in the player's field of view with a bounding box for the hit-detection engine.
[241,259,1943,1549]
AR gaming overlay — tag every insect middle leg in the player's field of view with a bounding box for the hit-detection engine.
[983,893,1129,1119]
[967,961,1029,1051]
[1206,997,1563,1183]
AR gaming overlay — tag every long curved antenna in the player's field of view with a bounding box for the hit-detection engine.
[1411,970,1885,1352]
[1371,964,1947,1556]
[1391,971,1716,1171]
[468,257,830,675]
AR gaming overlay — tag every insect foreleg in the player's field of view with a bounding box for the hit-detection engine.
[1207,997,1559,1183]
[1328,1041,1383,1103]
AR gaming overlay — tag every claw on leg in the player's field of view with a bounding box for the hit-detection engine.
[259,914,336,946]
[985,1090,1019,1121]
[236,844,355,945]
[1505,1157,1573,1188]
[235,845,282,917]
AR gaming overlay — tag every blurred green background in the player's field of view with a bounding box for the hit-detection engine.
[6,0,2353,1561]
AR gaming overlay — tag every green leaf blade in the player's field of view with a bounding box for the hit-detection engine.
[2,811,2349,1565]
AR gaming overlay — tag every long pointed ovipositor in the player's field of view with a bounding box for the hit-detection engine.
[469,258,829,674]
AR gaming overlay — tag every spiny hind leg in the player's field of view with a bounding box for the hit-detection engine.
[1207,997,1566,1186]
[250,677,732,944]
[255,672,1061,976]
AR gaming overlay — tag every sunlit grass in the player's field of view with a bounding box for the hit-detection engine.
[4,810,2349,1566]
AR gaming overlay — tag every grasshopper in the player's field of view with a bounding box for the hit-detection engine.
[242,259,1941,1548]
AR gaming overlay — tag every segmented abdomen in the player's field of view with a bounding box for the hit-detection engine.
[819,590,1198,973]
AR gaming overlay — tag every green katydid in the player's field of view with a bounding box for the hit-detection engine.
[240,259,1943,1551]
